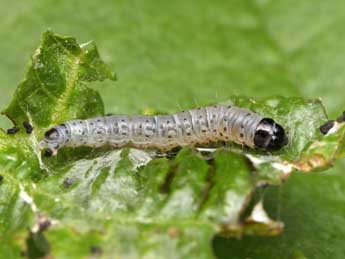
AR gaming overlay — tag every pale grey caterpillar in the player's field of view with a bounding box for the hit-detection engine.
[39,104,288,156]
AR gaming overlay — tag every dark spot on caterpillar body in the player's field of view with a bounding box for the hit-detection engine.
[7,127,19,135]
[320,120,335,135]
[23,122,33,134]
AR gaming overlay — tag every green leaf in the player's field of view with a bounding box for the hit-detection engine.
[2,31,115,129]
[1,31,345,259]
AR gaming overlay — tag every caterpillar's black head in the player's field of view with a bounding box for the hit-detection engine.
[254,118,288,151]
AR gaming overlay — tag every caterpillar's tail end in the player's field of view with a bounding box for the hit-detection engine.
[39,140,58,157]
[39,127,64,156]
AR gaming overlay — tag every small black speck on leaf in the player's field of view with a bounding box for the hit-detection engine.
[38,219,51,232]
[63,177,74,188]
[0,175,3,183]
[90,245,102,255]
[20,250,27,257]
[23,121,33,134]
[44,149,53,157]
[320,120,335,135]
[336,111,345,123]
[7,127,19,135]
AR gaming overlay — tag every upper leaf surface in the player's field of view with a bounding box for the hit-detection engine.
[2,31,115,129]
[0,32,344,259]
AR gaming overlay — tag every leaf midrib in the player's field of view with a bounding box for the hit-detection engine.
[51,54,81,124]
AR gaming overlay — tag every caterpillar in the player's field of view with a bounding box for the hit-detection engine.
[39,104,288,156]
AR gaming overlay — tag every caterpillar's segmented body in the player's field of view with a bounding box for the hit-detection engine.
[40,105,288,156]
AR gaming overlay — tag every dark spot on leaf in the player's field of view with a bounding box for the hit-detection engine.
[320,120,335,135]
[63,177,73,188]
[44,149,53,157]
[38,218,51,232]
[90,245,103,256]
[7,127,19,135]
[0,175,3,183]
[23,122,33,134]
[336,111,345,123]
[25,231,50,259]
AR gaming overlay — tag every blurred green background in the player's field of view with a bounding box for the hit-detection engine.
[0,0,344,258]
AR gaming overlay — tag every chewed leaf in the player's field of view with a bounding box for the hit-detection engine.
[292,116,345,172]
[2,31,116,129]
[1,31,345,259]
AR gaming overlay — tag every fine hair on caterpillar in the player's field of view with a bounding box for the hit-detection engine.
[39,104,288,156]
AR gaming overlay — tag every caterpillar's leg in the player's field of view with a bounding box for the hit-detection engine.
[156,147,181,158]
